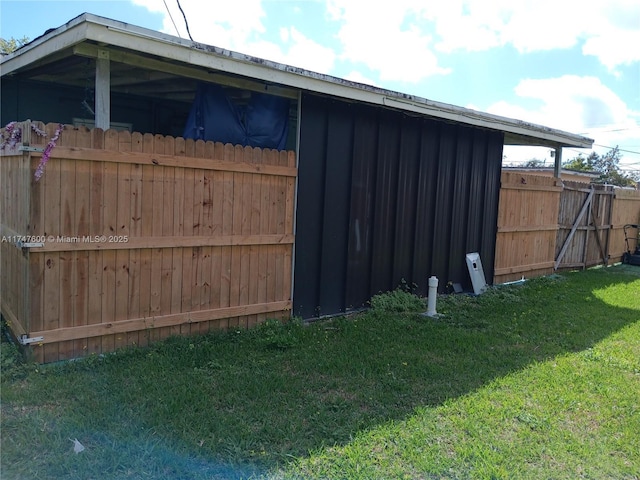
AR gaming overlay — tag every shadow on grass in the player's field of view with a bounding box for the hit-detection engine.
[1,265,639,479]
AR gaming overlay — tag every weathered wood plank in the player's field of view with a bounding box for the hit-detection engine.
[42,125,62,362]
[37,146,298,177]
[115,131,132,351]
[30,301,292,344]
[101,130,120,354]
[58,157,76,360]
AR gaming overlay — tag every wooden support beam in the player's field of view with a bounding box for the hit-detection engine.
[554,145,562,178]
[95,49,110,129]
[73,43,298,99]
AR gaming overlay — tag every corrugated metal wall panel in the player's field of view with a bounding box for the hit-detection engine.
[293,100,327,317]
[392,117,421,288]
[430,123,457,284]
[448,125,474,283]
[345,106,378,310]
[369,112,401,296]
[480,133,504,266]
[411,122,441,286]
[318,105,354,314]
[466,129,490,252]
[295,93,503,318]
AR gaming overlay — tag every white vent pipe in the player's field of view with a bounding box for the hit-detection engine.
[426,275,438,317]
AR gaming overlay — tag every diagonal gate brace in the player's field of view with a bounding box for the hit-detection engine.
[555,188,594,270]
[589,200,607,266]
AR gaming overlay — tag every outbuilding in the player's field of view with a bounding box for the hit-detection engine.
[1,14,593,360]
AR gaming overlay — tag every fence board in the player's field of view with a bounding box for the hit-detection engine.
[2,122,295,362]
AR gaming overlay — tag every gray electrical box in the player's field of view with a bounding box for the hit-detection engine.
[466,252,487,295]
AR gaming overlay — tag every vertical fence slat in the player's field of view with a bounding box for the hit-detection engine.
[100,129,119,354]
[171,137,185,336]
[58,156,76,360]
[42,124,62,362]
[73,128,91,356]
[114,131,132,350]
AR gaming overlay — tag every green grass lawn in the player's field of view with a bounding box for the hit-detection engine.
[1,265,639,479]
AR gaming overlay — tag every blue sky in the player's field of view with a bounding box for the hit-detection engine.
[2,0,639,172]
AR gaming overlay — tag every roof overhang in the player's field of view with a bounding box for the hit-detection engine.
[1,13,593,150]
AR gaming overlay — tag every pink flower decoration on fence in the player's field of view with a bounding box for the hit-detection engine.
[0,122,21,150]
[31,123,47,137]
[2,121,63,181]
[34,124,63,181]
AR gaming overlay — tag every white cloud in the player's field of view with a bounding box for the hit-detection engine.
[132,0,265,50]
[327,0,451,83]
[487,76,632,132]
[246,27,336,74]
[488,75,640,168]
[131,0,638,82]
[324,0,638,82]
[579,0,640,71]
[426,0,640,70]
[582,29,640,71]
[132,0,334,74]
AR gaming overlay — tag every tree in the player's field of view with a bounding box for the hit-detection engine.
[564,146,636,187]
[563,154,595,172]
[0,36,30,54]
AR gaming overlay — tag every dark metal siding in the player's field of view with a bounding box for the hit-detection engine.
[294,93,503,318]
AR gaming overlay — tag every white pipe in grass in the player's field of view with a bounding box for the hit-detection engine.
[426,276,439,317]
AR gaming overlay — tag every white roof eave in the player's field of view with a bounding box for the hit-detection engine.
[1,13,593,150]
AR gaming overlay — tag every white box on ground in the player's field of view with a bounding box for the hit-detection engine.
[466,252,487,295]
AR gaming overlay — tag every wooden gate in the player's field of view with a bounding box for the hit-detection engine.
[555,181,614,271]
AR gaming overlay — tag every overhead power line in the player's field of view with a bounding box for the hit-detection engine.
[176,0,194,42]
[162,0,181,38]
[579,127,640,134]
[592,143,640,156]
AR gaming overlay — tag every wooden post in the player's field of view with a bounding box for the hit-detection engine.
[95,50,110,130]
[22,121,32,333]
[554,145,562,178]
[603,185,614,264]
[583,199,591,269]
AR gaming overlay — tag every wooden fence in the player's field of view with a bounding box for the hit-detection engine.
[1,121,296,363]
[495,171,640,284]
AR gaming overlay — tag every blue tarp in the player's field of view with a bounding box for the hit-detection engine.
[183,83,290,150]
